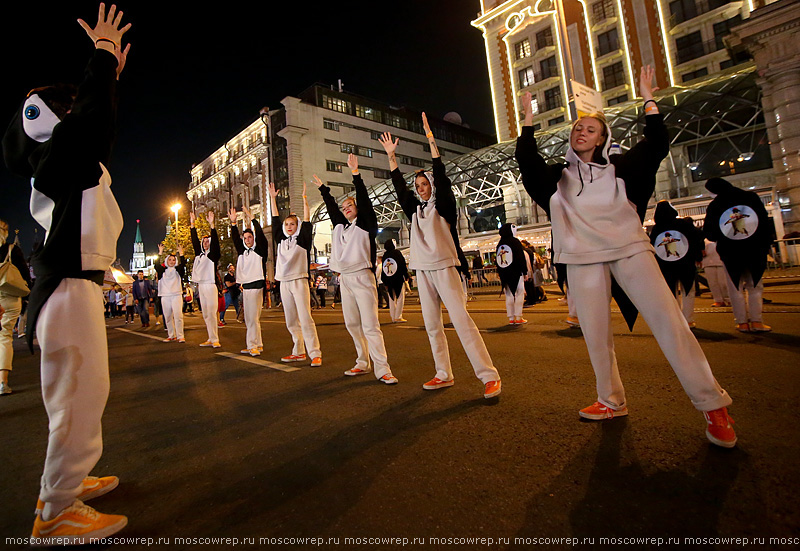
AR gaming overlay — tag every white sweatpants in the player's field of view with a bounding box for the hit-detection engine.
[242,288,264,350]
[161,293,184,340]
[726,270,764,324]
[0,294,22,371]
[340,269,390,378]
[705,266,729,303]
[388,287,406,322]
[566,286,577,318]
[280,279,321,358]
[417,266,499,384]
[197,282,219,343]
[566,251,731,412]
[675,281,695,323]
[504,278,525,319]
[37,279,110,508]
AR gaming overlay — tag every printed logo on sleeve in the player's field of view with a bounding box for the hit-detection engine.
[654,230,689,262]
[719,205,758,240]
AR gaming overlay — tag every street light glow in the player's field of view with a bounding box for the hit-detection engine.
[171,203,182,214]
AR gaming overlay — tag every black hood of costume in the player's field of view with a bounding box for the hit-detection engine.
[705,177,735,196]
[2,86,74,178]
[384,239,396,252]
[653,200,679,224]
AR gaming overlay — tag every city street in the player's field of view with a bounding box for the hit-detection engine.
[2,284,799,549]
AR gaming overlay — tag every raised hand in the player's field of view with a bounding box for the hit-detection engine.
[158,243,164,255]
[78,3,132,77]
[177,244,184,257]
[422,112,432,136]
[242,204,251,221]
[639,65,658,101]
[206,210,215,228]
[268,182,278,198]
[312,175,325,189]
[522,91,534,126]
[378,132,398,154]
[347,153,358,172]
[189,211,196,227]
[228,207,237,225]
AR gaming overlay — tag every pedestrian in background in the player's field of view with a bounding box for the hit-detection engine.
[0,219,31,395]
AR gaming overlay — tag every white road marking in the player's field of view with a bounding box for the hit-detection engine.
[215,352,301,372]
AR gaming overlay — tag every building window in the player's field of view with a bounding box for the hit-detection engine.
[514,38,532,60]
[596,28,619,57]
[544,86,562,111]
[518,66,535,88]
[326,160,342,173]
[322,95,351,114]
[607,94,628,106]
[373,168,390,179]
[384,113,408,129]
[591,0,615,25]
[370,130,383,140]
[536,27,554,50]
[681,67,709,82]
[713,15,742,50]
[602,61,626,90]
[323,119,340,131]
[355,104,381,121]
[540,56,558,79]
[548,116,565,126]
[669,0,697,26]
[675,31,706,64]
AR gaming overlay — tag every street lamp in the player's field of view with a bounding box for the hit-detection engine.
[171,203,181,238]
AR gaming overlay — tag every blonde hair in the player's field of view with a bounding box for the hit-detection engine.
[572,112,609,140]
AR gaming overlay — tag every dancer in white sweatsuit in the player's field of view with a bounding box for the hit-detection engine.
[379,113,502,399]
[228,205,268,356]
[190,210,222,348]
[155,243,186,342]
[269,182,322,366]
[313,154,398,385]
[515,66,736,447]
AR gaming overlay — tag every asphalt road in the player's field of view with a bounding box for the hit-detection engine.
[2,287,799,550]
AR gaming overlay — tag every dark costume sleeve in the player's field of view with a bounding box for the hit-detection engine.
[190,227,202,255]
[514,125,564,217]
[230,225,244,257]
[252,219,269,261]
[319,184,348,227]
[208,228,221,264]
[353,173,378,236]
[390,169,421,220]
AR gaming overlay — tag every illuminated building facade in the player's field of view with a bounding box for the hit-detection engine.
[187,84,493,264]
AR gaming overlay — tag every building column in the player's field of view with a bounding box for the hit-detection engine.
[728,0,800,233]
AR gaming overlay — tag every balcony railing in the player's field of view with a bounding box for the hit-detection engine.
[669,0,736,28]
[674,37,726,65]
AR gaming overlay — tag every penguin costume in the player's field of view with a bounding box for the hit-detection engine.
[190,219,222,347]
[703,177,774,331]
[515,94,734,444]
[2,33,129,534]
[495,223,528,324]
[155,253,187,342]
[231,217,269,356]
[380,239,409,322]
[650,201,704,325]
[272,210,322,365]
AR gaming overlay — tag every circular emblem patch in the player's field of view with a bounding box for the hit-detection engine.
[654,230,689,262]
[719,205,758,240]
[382,257,398,277]
[496,245,513,268]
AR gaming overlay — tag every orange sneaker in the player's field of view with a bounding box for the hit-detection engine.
[704,407,737,448]
[31,500,127,545]
[422,377,454,390]
[579,401,628,420]
[735,323,751,333]
[162,337,175,342]
[711,302,726,307]
[344,367,371,376]
[310,357,322,367]
[750,321,771,332]
[199,340,213,347]
[211,342,221,349]
[380,373,399,385]
[35,476,119,515]
[249,348,261,357]
[565,316,580,327]
[484,379,502,398]
[281,354,307,363]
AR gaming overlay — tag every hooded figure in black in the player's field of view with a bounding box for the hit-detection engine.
[380,239,408,300]
[703,177,774,287]
[650,201,704,299]
[495,224,527,294]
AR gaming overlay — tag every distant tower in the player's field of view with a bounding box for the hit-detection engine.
[130,219,146,273]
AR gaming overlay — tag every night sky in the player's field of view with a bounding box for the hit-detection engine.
[0,1,494,268]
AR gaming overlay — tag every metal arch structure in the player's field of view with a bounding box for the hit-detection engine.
[312,66,765,229]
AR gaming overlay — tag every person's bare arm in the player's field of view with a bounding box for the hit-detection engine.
[421,112,439,159]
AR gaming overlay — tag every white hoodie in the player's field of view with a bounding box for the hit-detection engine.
[549,123,653,265]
